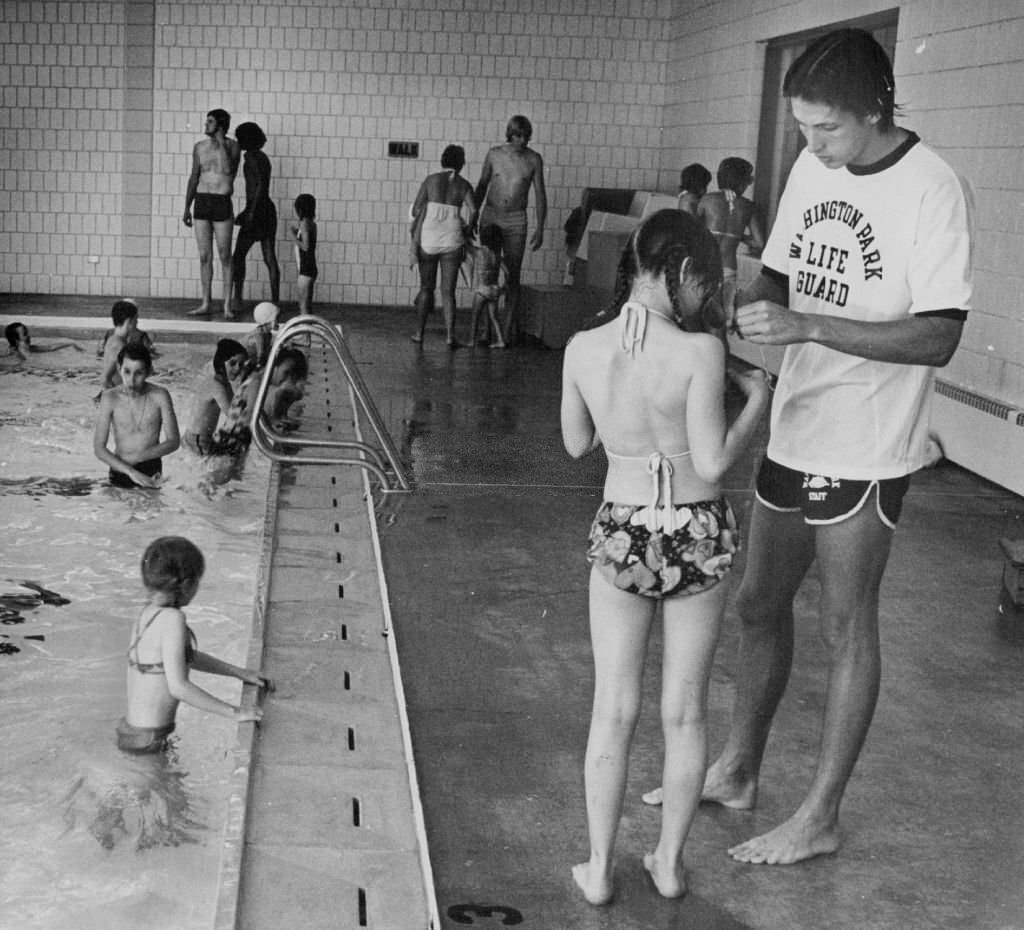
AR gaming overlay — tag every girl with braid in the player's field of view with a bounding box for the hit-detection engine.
[117,537,271,754]
[561,209,770,904]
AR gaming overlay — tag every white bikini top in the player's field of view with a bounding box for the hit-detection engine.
[608,302,693,533]
[618,299,679,358]
[605,449,692,532]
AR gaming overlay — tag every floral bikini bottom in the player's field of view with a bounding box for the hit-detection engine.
[587,496,739,599]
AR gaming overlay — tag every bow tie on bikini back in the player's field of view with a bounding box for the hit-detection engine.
[620,301,676,358]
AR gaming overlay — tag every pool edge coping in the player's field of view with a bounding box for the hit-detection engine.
[212,456,282,930]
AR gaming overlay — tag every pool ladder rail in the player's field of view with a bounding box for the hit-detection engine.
[250,314,412,493]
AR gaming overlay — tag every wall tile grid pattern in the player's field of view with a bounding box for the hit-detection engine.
[1,2,126,296]
[2,0,673,307]
[1,0,1021,414]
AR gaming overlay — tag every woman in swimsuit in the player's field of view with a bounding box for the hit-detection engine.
[409,144,476,346]
[117,536,271,754]
[561,209,770,904]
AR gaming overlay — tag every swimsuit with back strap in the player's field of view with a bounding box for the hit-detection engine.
[127,605,197,674]
[605,301,693,533]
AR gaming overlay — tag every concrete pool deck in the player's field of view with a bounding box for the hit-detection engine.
[4,293,1024,929]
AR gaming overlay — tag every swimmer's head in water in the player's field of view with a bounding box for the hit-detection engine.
[206,108,231,135]
[141,536,205,607]
[506,115,532,143]
[253,302,279,326]
[117,348,152,394]
[784,28,896,131]
[603,209,723,334]
[117,342,153,377]
[5,321,28,349]
[213,338,248,380]
[111,299,139,330]
[272,348,308,386]
[235,121,266,151]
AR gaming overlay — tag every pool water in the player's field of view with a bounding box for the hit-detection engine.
[0,340,269,929]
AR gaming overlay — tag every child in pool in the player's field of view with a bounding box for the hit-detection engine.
[246,301,279,369]
[93,343,181,489]
[4,321,82,360]
[561,209,769,904]
[214,346,308,453]
[99,299,144,390]
[182,338,250,457]
[117,536,272,754]
[289,193,318,314]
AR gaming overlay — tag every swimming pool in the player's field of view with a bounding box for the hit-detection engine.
[0,336,270,929]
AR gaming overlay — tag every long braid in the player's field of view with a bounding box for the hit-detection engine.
[605,243,636,316]
[661,244,688,328]
[581,232,637,332]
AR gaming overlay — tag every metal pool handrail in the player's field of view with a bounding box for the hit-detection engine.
[250,314,412,493]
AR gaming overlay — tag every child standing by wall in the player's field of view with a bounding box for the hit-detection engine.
[290,194,318,314]
[117,536,271,754]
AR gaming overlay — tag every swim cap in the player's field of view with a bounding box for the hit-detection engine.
[253,302,279,325]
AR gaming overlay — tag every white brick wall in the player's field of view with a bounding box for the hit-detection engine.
[1,0,1021,415]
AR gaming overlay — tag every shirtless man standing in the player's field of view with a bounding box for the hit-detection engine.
[698,158,765,321]
[474,115,547,345]
[94,344,180,489]
[183,109,240,319]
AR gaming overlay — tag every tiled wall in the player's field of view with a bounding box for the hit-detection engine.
[664,0,1024,409]
[0,1,126,296]
[2,0,1021,414]
[1,0,673,307]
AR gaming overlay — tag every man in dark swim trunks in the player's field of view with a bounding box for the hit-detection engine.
[474,115,548,345]
[94,344,180,489]
[183,108,240,319]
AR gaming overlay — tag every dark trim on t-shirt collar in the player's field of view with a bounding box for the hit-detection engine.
[847,131,920,176]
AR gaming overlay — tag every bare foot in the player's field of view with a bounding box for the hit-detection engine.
[489,340,506,349]
[642,762,756,810]
[727,814,840,865]
[223,309,236,321]
[187,303,211,317]
[410,333,423,344]
[642,853,687,899]
[701,759,758,809]
[571,861,614,906]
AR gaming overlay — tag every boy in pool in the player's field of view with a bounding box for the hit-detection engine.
[93,344,181,489]
[118,536,271,754]
[99,299,143,390]
[4,321,82,360]
[96,323,156,360]
[218,346,308,450]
